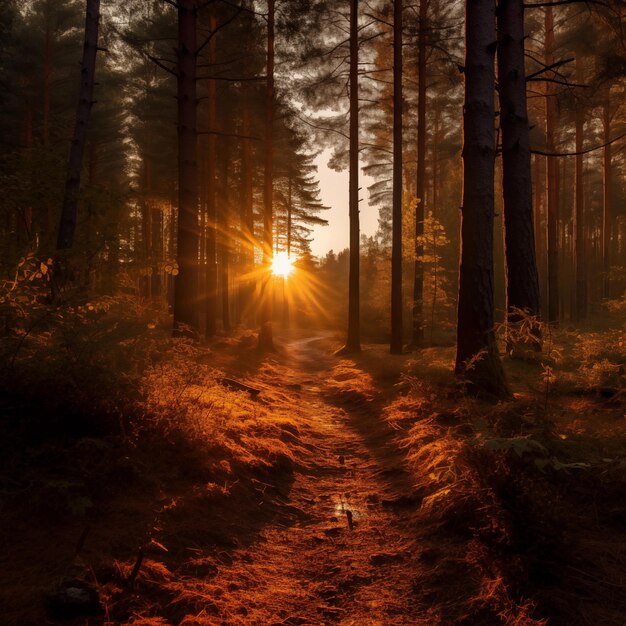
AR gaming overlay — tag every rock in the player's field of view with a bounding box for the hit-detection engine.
[47,579,102,618]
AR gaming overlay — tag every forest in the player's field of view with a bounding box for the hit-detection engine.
[1,0,626,624]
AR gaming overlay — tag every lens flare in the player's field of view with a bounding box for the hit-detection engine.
[271,252,295,278]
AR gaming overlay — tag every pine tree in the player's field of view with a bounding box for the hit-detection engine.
[455,0,508,397]
[496,0,541,344]
[390,0,404,354]
[56,0,101,253]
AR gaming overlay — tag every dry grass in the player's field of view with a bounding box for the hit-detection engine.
[382,334,626,626]
[1,302,625,624]
[0,299,307,625]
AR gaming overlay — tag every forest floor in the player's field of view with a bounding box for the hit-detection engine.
[1,324,626,625]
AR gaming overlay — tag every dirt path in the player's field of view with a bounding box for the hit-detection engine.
[202,335,427,625]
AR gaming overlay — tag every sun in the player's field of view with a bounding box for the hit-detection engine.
[271,252,295,278]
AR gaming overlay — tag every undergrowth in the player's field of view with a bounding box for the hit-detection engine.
[388,325,626,626]
[0,286,299,624]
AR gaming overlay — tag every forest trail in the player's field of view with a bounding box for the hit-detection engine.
[202,333,428,625]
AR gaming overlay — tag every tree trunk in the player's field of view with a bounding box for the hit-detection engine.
[432,105,440,218]
[545,6,559,322]
[496,0,541,343]
[43,25,51,149]
[455,0,508,397]
[412,0,428,348]
[533,152,548,317]
[258,0,275,350]
[141,155,153,298]
[56,0,100,251]
[240,99,255,322]
[287,175,293,257]
[283,174,293,323]
[221,136,231,332]
[151,204,163,298]
[205,13,218,338]
[573,55,586,319]
[18,99,34,248]
[602,91,612,300]
[85,141,97,289]
[173,0,199,335]
[391,0,403,354]
[342,0,361,354]
[43,22,54,249]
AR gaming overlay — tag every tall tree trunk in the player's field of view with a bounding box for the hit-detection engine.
[284,174,292,323]
[455,0,508,397]
[56,0,100,251]
[173,0,199,335]
[18,98,34,248]
[343,0,361,354]
[391,0,403,354]
[533,152,547,317]
[43,23,54,249]
[496,0,541,344]
[287,175,293,257]
[221,136,231,332]
[141,155,153,298]
[573,55,586,319]
[412,0,428,348]
[258,0,275,350]
[239,100,255,322]
[602,91,612,299]
[85,141,97,289]
[43,24,51,150]
[151,203,163,298]
[432,104,440,217]
[545,6,559,322]
[205,13,218,338]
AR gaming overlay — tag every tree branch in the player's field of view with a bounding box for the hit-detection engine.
[526,57,574,81]
[197,8,242,56]
[532,132,626,156]
[196,74,265,81]
[198,130,261,140]
[147,54,177,76]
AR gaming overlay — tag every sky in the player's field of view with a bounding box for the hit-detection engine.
[309,148,380,258]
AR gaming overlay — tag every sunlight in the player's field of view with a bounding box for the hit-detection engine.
[271,252,295,278]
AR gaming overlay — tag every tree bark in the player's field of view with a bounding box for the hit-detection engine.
[533,152,547,316]
[56,0,100,251]
[151,203,163,298]
[43,21,54,249]
[455,0,508,397]
[240,97,255,322]
[432,105,440,219]
[343,0,361,354]
[602,92,612,299]
[573,55,586,319]
[258,0,275,350]
[496,0,541,341]
[173,0,199,335]
[545,6,559,322]
[205,13,218,338]
[85,141,98,289]
[221,135,231,332]
[391,0,403,354]
[43,24,51,150]
[141,155,153,298]
[412,0,428,348]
